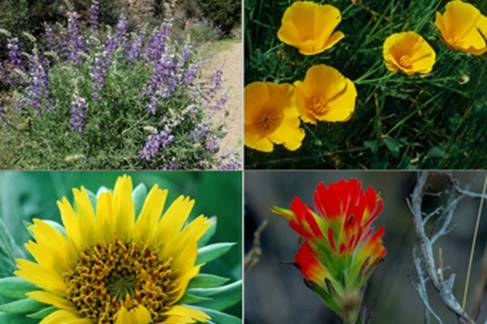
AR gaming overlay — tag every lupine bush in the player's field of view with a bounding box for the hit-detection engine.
[0,1,239,170]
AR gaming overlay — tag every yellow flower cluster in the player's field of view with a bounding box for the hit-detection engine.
[245,2,356,152]
[245,0,486,153]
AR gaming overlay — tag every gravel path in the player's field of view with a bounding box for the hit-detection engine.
[205,41,243,156]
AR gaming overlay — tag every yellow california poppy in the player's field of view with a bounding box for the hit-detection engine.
[383,32,436,75]
[435,0,487,55]
[277,1,344,55]
[294,65,357,124]
[15,175,211,324]
[245,82,305,152]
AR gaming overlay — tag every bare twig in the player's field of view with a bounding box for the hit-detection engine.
[244,220,268,271]
[463,176,487,309]
[409,171,475,324]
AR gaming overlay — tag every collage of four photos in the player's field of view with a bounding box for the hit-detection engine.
[0,0,486,323]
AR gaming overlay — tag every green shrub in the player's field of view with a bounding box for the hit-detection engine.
[197,0,241,36]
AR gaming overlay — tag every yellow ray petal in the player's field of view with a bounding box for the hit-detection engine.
[114,305,152,324]
[165,305,210,323]
[134,185,168,245]
[95,191,113,243]
[160,216,209,260]
[73,188,96,248]
[172,266,201,302]
[112,175,135,240]
[155,196,195,246]
[27,290,76,312]
[57,197,82,252]
[40,309,91,324]
[15,259,66,295]
[27,219,75,272]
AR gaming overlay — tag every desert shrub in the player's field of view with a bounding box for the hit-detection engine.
[0,2,239,170]
[187,19,223,44]
[197,0,241,36]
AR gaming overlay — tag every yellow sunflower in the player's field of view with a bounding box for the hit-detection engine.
[15,175,213,324]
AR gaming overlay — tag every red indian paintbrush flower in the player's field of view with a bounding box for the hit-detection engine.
[273,179,386,323]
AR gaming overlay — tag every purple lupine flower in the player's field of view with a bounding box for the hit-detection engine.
[7,38,23,70]
[22,54,50,113]
[89,0,100,33]
[145,20,172,63]
[218,152,242,170]
[114,15,129,49]
[91,52,107,100]
[160,160,179,170]
[183,63,200,85]
[189,123,209,143]
[139,126,174,161]
[143,54,180,114]
[205,136,220,154]
[44,24,57,53]
[127,29,146,64]
[67,11,86,64]
[182,43,191,63]
[211,94,228,113]
[70,94,88,133]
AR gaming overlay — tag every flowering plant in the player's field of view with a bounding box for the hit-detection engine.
[0,175,242,323]
[0,1,240,170]
[273,179,386,323]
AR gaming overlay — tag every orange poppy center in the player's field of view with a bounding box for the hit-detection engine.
[399,54,412,67]
[255,110,283,135]
[309,96,329,115]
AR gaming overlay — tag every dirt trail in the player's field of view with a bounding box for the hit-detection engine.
[205,41,243,156]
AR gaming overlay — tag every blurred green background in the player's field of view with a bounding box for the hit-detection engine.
[245,171,487,323]
[0,171,242,317]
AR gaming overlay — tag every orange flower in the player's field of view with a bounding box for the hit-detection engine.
[277,1,344,55]
[383,31,436,75]
[435,0,487,55]
[245,82,305,152]
[294,64,357,124]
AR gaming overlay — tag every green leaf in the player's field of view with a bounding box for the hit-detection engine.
[0,298,45,314]
[364,140,380,153]
[192,307,241,324]
[0,219,23,277]
[188,274,229,289]
[187,281,242,311]
[197,243,235,264]
[27,306,56,319]
[132,183,148,217]
[198,217,217,247]
[427,146,448,159]
[0,312,37,324]
[383,136,405,158]
[0,277,37,299]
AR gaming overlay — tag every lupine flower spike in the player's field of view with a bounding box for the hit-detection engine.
[273,179,386,324]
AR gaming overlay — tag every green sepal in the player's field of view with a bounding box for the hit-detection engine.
[188,274,229,289]
[271,206,294,220]
[196,243,235,264]
[0,298,46,315]
[304,280,341,314]
[43,220,66,236]
[198,216,217,247]
[0,312,37,324]
[87,190,98,210]
[0,277,37,300]
[192,307,241,324]
[179,293,212,305]
[132,183,148,216]
[27,306,55,319]
[187,281,242,311]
